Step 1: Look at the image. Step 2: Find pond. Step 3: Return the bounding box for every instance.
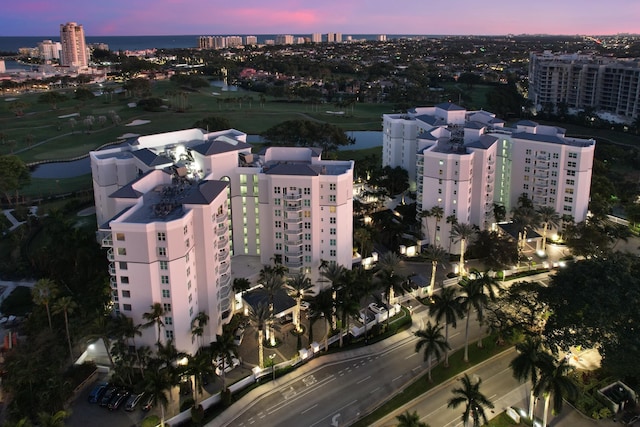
[30,131,383,179]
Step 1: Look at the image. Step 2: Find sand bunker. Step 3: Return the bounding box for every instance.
[125,120,150,127]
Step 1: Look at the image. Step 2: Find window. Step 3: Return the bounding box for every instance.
[304,244,311,251]
[524,176,529,181]
[563,205,573,212]
[119,262,128,270]
[329,217,336,224]
[275,232,282,239]
[526,149,532,155]
[329,195,336,202]
[274,186,281,194]
[185,238,190,248]
[161,275,169,284]
[330,228,336,235]
[160,261,168,270]
[523,184,529,190]
[567,170,576,176]
[303,199,311,207]
[524,167,530,173]
[117,247,127,256]
[275,243,282,251]
[304,222,311,229]
[566,179,575,185]
[304,233,311,240]
[122,304,132,311]
[567,161,576,168]
[330,239,336,246]
[329,249,336,257]
[275,209,281,217]
[189,307,193,317]
[158,247,167,256]
[274,198,281,205]
[304,187,310,195]
[438,188,442,194]
[439,169,443,175]
[564,197,573,203]
[552,162,558,168]
[551,171,558,177]
[187,280,191,290]
[553,153,559,159]
[116,233,125,241]
[329,206,336,213]
[275,221,282,228]
[569,152,577,158]
[186,266,191,276]
[565,188,574,194]
[165,316,173,325]
[157,232,166,241]
[183,225,188,235]
[162,289,170,298]
[304,211,311,218]
[166,330,174,339]
[525,158,531,164]
[304,255,311,263]
[120,276,129,284]
[122,290,130,298]
[188,294,192,303]
[163,303,171,312]
[329,183,336,190]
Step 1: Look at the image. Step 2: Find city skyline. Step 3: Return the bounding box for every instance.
[2,0,639,37]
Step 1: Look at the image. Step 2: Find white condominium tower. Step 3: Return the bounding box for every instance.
[59,22,88,68]
[382,103,595,252]
[91,128,353,353]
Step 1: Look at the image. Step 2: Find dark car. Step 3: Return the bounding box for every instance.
[141,393,154,411]
[88,382,108,404]
[108,389,130,410]
[124,392,145,411]
[99,386,118,407]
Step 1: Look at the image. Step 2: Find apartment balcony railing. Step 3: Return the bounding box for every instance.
[220,273,231,287]
[535,179,548,187]
[219,262,230,275]
[535,172,549,179]
[485,183,494,193]
[108,263,116,275]
[216,212,228,223]
[285,238,303,246]
[218,235,229,247]
[110,276,118,288]
[219,249,229,262]
[536,162,549,169]
[284,193,302,201]
[487,157,495,166]
[284,258,303,268]
[285,216,302,224]
[285,203,302,212]
[285,246,303,256]
[485,193,493,203]
[101,234,113,248]
[107,248,115,261]
[536,154,549,161]
[285,228,303,236]
[487,166,495,175]
[487,175,494,184]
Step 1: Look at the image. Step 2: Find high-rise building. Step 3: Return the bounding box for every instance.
[326,33,342,43]
[382,103,595,252]
[59,22,88,68]
[529,51,640,125]
[275,35,294,45]
[244,35,258,46]
[91,128,353,353]
[38,40,61,61]
[311,33,322,43]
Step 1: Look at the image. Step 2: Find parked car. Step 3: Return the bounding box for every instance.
[233,326,245,345]
[124,392,145,411]
[99,386,118,407]
[141,393,154,411]
[108,389,130,411]
[215,355,240,376]
[88,382,108,404]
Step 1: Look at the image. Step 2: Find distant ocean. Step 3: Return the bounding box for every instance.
[0,34,441,53]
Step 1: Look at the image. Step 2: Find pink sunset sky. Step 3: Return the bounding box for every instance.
[1,0,638,37]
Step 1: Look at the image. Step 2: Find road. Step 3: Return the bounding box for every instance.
[213,302,486,427]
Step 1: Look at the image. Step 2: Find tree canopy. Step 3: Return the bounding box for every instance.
[540,253,640,380]
[192,116,232,132]
[261,119,353,152]
[0,155,30,205]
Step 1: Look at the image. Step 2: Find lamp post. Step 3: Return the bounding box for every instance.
[269,354,276,381]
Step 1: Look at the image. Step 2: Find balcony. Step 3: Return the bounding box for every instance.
[220,273,231,287]
[486,175,494,184]
[216,211,228,223]
[535,171,549,179]
[285,202,302,212]
[108,263,116,275]
[284,257,303,268]
[285,237,303,246]
[485,193,493,203]
[219,262,230,274]
[535,179,548,187]
[110,276,118,288]
[285,246,303,256]
[218,235,229,247]
[284,193,302,201]
[536,154,549,161]
[536,162,549,170]
[219,249,229,261]
[285,216,302,224]
[487,157,495,166]
[107,248,115,261]
[101,234,113,248]
[216,225,228,236]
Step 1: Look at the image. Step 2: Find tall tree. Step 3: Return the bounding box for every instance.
[534,358,579,427]
[248,302,270,368]
[447,374,495,427]
[509,336,554,419]
[429,287,464,367]
[36,410,70,427]
[511,205,541,258]
[395,410,430,427]
[142,302,166,347]
[429,205,445,246]
[210,331,238,392]
[536,206,560,252]
[450,223,476,276]
[191,311,209,350]
[422,245,448,299]
[143,368,171,427]
[31,279,59,331]
[52,296,77,363]
[0,155,31,204]
[414,321,450,382]
[259,265,285,346]
[458,279,487,362]
[285,272,314,333]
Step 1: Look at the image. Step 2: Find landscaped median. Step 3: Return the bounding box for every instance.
[351,333,512,427]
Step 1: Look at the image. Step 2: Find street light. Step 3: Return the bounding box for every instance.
[269,354,276,381]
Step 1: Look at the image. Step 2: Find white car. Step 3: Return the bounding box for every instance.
[233,326,245,346]
[215,355,240,375]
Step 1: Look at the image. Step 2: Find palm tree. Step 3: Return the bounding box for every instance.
[537,206,560,252]
[233,277,251,296]
[462,270,501,351]
[89,313,116,367]
[32,278,58,330]
[36,410,70,427]
[414,321,450,382]
[396,410,430,427]
[450,223,476,277]
[53,296,77,362]
[191,311,209,350]
[376,252,405,321]
[430,205,445,245]
[320,261,346,329]
[210,331,238,392]
[510,336,554,419]
[285,272,314,333]
[511,206,541,258]
[248,302,270,368]
[458,279,487,362]
[447,374,495,427]
[144,368,172,427]
[142,302,166,347]
[429,287,464,367]
[116,313,144,375]
[187,350,215,403]
[446,214,458,253]
[534,357,579,427]
[312,288,335,351]
[422,245,448,298]
[259,266,285,345]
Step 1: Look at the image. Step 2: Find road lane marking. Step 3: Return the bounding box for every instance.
[266,375,336,414]
[450,332,460,337]
[370,387,380,394]
[392,375,403,382]
[356,375,371,384]
[309,400,358,427]
[405,352,417,359]
[301,403,318,414]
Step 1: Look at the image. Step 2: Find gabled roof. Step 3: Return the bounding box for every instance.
[192,138,252,156]
[109,185,143,199]
[465,122,486,130]
[415,114,446,126]
[181,180,228,205]
[465,134,498,149]
[436,102,465,111]
[132,148,173,167]
[263,163,319,176]
[515,119,539,127]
